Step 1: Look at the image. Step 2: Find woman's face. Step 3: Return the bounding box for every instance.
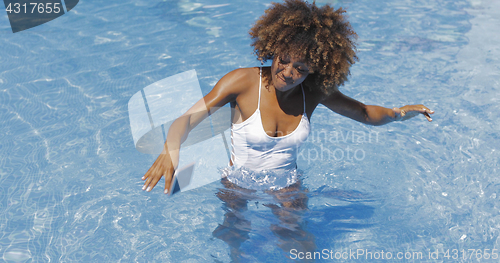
[271,55,312,92]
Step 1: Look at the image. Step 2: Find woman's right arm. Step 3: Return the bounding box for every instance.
[141,68,253,194]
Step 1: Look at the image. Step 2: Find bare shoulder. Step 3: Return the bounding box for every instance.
[202,67,260,108]
[214,67,260,96]
[319,88,355,107]
[302,77,330,105]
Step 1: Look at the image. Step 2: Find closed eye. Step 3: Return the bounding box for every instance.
[296,67,307,73]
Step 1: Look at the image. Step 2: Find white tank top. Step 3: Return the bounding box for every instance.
[230,67,310,171]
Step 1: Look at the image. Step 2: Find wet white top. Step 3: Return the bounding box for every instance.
[230,67,310,171]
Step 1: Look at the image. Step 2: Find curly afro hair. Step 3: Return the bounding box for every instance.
[249,0,358,95]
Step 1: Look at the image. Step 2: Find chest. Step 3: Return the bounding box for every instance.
[234,87,317,137]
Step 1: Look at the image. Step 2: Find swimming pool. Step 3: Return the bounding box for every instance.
[1,0,499,261]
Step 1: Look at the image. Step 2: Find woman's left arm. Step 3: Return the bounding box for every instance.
[320,90,434,126]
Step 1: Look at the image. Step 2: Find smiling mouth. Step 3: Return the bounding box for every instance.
[277,74,291,85]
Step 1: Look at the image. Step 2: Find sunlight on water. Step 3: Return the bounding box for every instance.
[221,167,302,191]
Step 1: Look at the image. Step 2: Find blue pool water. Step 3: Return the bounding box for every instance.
[1,0,500,262]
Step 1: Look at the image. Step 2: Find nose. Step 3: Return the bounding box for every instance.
[282,64,294,78]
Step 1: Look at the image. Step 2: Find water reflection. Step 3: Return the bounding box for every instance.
[213,178,375,262]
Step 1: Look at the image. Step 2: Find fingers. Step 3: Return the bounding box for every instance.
[423,111,432,122]
[142,173,156,192]
[415,105,434,122]
[141,165,157,191]
[397,105,434,122]
[164,172,173,195]
[142,171,174,193]
[141,152,175,193]
[142,166,163,192]
[142,166,168,192]
[146,174,163,192]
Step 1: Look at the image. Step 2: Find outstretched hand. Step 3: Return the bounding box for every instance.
[392,105,434,122]
[142,151,175,194]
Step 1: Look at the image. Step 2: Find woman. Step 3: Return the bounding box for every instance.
[141,0,434,194]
